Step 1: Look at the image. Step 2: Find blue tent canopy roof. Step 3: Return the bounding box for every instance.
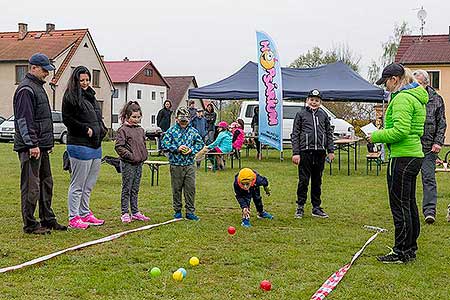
[189,61,385,102]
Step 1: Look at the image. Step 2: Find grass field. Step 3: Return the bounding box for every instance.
[0,142,449,299]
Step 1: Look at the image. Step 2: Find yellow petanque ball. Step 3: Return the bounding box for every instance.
[172,270,183,282]
[189,256,199,266]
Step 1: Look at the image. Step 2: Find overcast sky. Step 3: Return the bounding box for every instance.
[1,0,449,86]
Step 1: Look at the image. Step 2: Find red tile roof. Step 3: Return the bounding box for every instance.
[164,76,198,109]
[0,28,88,84]
[395,34,450,64]
[104,61,149,83]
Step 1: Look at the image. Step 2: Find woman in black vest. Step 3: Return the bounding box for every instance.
[62,66,107,229]
[156,99,172,132]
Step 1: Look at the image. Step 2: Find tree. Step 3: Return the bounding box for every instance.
[290,44,361,72]
[367,21,412,83]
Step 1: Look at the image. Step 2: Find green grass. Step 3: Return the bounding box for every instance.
[0,142,449,299]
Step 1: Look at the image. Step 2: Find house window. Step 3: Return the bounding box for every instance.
[152,91,156,101]
[144,68,153,77]
[137,90,142,99]
[112,114,118,123]
[92,69,100,87]
[151,115,156,125]
[112,89,119,98]
[15,65,28,84]
[428,71,440,90]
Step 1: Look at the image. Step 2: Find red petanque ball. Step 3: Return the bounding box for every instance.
[260,280,272,291]
[227,226,236,235]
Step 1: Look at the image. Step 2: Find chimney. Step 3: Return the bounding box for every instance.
[46,23,55,33]
[448,26,450,42]
[123,57,129,62]
[18,23,28,40]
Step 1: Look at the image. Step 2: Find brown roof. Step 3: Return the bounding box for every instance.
[164,76,198,109]
[0,28,113,87]
[395,34,450,64]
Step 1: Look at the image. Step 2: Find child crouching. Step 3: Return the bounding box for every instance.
[115,101,150,223]
[234,168,273,227]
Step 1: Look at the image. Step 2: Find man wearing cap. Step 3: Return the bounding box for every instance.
[13,53,67,234]
[161,107,204,221]
[291,89,334,219]
[413,70,446,224]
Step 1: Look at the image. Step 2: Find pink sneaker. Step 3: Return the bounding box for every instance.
[132,212,150,221]
[68,216,89,230]
[81,212,104,226]
[121,213,131,223]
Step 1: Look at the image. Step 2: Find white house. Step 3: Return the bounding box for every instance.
[104,59,170,131]
[0,23,114,126]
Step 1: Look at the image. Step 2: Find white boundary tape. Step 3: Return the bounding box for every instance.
[0,218,181,274]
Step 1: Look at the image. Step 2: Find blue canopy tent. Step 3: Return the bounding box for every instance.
[189,61,385,102]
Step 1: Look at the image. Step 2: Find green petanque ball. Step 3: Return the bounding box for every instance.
[150,267,161,278]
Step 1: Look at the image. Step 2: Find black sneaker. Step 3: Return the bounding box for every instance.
[424,214,436,224]
[312,207,329,218]
[42,221,68,231]
[376,249,406,264]
[294,206,304,219]
[26,226,51,235]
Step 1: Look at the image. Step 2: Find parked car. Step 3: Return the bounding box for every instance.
[238,101,354,142]
[0,111,67,144]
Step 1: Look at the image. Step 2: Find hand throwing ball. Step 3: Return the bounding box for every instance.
[150,267,161,278]
[228,226,236,235]
[189,256,199,266]
[173,270,183,281]
[260,280,272,291]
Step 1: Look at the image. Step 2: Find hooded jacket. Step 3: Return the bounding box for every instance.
[371,83,428,158]
[207,130,232,153]
[115,123,148,164]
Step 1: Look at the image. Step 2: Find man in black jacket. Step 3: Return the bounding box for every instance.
[291,89,335,219]
[13,53,67,234]
[414,70,447,224]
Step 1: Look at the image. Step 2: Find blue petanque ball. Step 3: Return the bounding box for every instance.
[178,267,187,278]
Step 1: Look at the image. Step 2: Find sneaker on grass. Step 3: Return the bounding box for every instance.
[121,213,131,223]
[186,213,200,221]
[81,212,104,226]
[241,218,251,228]
[257,211,273,219]
[377,249,407,264]
[295,206,304,219]
[174,211,182,219]
[312,207,329,218]
[69,216,89,230]
[132,212,150,221]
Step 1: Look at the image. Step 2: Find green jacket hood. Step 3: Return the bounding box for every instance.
[398,84,428,105]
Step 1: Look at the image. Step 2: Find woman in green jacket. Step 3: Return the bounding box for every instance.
[370,63,428,263]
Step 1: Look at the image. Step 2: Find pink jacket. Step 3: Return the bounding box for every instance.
[232,128,245,150]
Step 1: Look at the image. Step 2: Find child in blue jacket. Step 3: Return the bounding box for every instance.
[233,168,273,227]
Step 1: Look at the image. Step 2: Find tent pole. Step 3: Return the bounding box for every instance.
[219,100,222,120]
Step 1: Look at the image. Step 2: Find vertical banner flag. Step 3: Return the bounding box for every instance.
[256,31,283,151]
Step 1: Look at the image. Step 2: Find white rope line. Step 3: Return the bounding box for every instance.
[0,218,182,274]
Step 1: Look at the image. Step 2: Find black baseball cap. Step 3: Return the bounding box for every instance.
[29,53,55,71]
[307,89,322,99]
[376,63,404,85]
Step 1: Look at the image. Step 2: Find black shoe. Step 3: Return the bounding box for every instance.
[312,207,329,218]
[26,226,51,235]
[424,214,435,224]
[44,222,68,231]
[376,251,406,264]
[294,206,304,219]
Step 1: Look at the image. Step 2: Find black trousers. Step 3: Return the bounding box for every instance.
[236,187,264,214]
[387,157,423,258]
[296,150,326,208]
[19,151,56,232]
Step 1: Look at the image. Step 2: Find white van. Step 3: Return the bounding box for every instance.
[238,101,354,142]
